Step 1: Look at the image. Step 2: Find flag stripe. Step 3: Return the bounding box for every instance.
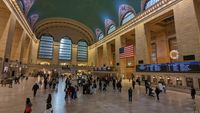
[119,45,135,59]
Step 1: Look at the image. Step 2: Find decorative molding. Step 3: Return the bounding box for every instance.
[91,0,182,49]
[3,0,37,42]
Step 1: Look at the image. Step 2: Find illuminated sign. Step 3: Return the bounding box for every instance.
[136,62,200,73]
[93,67,113,71]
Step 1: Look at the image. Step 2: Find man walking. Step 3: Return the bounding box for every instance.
[155,86,161,101]
[128,87,133,102]
[132,80,135,89]
[191,86,196,100]
[32,83,39,97]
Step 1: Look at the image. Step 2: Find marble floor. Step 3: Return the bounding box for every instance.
[0,77,199,113]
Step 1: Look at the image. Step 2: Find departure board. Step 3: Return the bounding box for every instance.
[136,62,200,73]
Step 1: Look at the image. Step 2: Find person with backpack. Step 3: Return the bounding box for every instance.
[24,98,32,113]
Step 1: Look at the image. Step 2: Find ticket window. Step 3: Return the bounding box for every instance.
[153,76,157,84]
[167,77,173,86]
[159,76,165,84]
[142,75,145,81]
[147,75,151,82]
[176,77,182,87]
[186,77,193,88]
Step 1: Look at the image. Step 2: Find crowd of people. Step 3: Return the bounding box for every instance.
[23,73,197,113]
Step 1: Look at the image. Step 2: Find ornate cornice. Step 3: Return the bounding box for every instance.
[91,0,182,49]
[3,0,37,42]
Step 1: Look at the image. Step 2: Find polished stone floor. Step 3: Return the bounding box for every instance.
[0,77,199,113]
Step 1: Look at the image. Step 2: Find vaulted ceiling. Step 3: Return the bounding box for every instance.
[29,0,141,29]
[19,0,151,44]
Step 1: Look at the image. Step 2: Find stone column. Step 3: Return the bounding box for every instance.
[88,46,96,66]
[26,40,32,64]
[29,40,39,64]
[11,30,26,61]
[106,43,112,66]
[27,38,33,64]
[103,43,108,66]
[94,47,98,66]
[0,14,16,60]
[174,0,200,61]
[71,44,77,65]
[135,23,150,64]
[22,38,31,64]
[53,42,59,65]
[115,36,121,78]
[115,36,121,66]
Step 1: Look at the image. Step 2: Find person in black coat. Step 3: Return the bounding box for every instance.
[32,83,39,97]
[191,86,196,100]
[155,86,161,101]
[47,94,52,105]
[132,80,135,89]
[128,87,133,102]
[44,78,48,89]
[112,79,116,90]
[144,80,149,94]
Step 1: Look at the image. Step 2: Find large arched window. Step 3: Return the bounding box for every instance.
[29,13,39,26]
[107,24,116,34]
[121,12,135,25]
[95,28,104,40]
[77,40,88,61]
[145,0,160,10]
[105,19,116,35]
[17,0,25,12]
[38,35,54,59]
[22,0,35,14]
[98,32,104,40]
[119,4,136,25]
[59,37,72,60]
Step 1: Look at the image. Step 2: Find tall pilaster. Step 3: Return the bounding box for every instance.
[174,0,200,61]
[11,30,25,61]
[135,24,150,64]
[19,31,27,62]
[103,43,108,66]
[52,42,59,65]
[115,36,121,66]
[29,40,39,64]
[0,14,16,60]
[72,44,77,65]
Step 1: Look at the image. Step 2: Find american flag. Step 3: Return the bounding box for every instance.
[119,45,134,59]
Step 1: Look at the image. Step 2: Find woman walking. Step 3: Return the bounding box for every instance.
[45,94,53,113]
[24,98,32,113]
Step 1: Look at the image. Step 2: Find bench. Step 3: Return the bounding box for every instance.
[0,79,13,88]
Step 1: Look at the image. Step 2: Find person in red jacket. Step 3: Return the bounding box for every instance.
[24,98,32,113]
